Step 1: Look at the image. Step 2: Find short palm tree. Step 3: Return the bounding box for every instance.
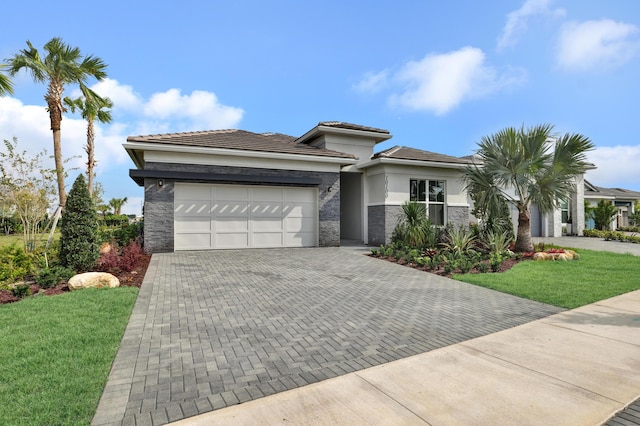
[64,86,113,198]
[462,124,594,252]
[6,37,107,208]
[109,197,128,216]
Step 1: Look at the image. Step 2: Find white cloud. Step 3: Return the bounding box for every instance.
[378,47,526,115]
[586,145,640,190]
[143,88,244,130]
[353,70,389,93]
[91,78,142,112]
[497,0,566,51]
[556,19,640,72]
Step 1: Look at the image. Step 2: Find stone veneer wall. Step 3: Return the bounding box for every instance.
[368,205,403,246]
[142,162,340,252]
[446,206,470,229]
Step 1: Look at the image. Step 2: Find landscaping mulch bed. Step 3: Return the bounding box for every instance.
[372,254,525,278]
[0,254,151,305]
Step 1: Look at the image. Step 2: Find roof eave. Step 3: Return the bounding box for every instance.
[123,141,357,169]
[296,125,392,145]
[357,157,471,170]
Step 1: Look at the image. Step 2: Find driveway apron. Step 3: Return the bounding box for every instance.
[93,247,562,426]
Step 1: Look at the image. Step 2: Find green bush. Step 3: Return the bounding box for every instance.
[59,175,99,273]
[99,214,129,227]
[35,266,75,289]
[10,283,31,298]
[0,245,35,288]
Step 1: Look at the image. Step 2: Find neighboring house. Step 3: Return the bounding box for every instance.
[584,180,640,230]
[124,121,591,252]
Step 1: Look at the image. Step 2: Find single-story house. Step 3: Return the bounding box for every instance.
[584,180,640,230]
[124,121,594,252]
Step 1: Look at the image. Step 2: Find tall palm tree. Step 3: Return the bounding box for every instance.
[109,197,128,216]
[6,37,107,208]
[462,124,594,252]
[64,86,113,198]
[0,65,13,95]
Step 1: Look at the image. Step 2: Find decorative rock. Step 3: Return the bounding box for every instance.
[68,272,120,291]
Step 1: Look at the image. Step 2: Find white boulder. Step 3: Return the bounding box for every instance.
[68,272,120,291]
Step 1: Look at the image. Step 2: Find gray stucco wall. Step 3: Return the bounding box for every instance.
[141,162,340,252]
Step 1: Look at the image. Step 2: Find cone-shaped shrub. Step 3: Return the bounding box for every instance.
[59,174,99,272]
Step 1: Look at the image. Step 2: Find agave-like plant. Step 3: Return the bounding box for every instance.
[441,225,477,258]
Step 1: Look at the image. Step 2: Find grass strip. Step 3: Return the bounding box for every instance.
[454,248,640,309]
[0,287,138,425]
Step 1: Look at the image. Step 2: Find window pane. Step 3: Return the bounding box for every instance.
[418,180,427,201]
[429,180,445,202]
[429,204,444,226]
[410,179,418,201]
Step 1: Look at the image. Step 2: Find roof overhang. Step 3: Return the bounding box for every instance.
[124,141,358,170]
[297,124,392,145]
[356,157,471,170]
[129,169,323,187]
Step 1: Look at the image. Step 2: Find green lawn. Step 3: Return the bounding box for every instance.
[0,232,60,249]
[0,287,138,425]
[455,249,640,309]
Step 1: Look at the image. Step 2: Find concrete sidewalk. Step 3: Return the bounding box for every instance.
[173,290,640,425]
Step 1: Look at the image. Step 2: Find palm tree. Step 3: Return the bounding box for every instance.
[0,65,13,95]
[109,197,128,216]
[462,124,594,252]
[6,37,107,208]
[64,86,113,198]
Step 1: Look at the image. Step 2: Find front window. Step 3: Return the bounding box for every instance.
[410,179,445,225]
[561,199,570,223]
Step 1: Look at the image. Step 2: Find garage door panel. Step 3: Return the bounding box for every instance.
[215,233,249,248]
[216,218,248,232]
[286,231,315,246]
[252,232,284,247]
[175,216,211,232]
[253,217,283,231]
[175,200,211,216]
[286,203,315,217]
[175,184,317,250]
[175,233,212,250]
[252,187,283,201]
[286,188,316,202]
[286,217,315,232]
[216,186,249,200]
[217,202,249,217]
[251,203,284,217]
[175,185,211,199]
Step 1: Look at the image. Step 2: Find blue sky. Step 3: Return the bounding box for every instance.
[2,0,639,214]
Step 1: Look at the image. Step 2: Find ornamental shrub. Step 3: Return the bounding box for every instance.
[0,244,34,288]
[59,175,99,272]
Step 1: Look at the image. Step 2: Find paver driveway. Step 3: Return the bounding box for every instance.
[93,247,563,426]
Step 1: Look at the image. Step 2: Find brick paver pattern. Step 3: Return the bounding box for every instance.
[93,247,563,426]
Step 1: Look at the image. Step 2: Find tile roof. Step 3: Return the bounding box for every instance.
[126,129,356,159]
[317,121,391,135]
[584,180,640,199]
[372,145,474,165]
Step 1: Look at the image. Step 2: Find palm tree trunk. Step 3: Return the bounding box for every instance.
[514,207,534,252]
[46,81,67,208]
[86,119,95,198]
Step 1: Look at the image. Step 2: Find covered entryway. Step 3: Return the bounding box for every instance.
[174,183,317,250]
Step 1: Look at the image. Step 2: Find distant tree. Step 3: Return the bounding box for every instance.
[0,64,13,95]
[59,174,99,272]
[0,138,56,251]
[593,200,618,231]
[109,197,128,216]
[462,124,594,252]
[96,203,111,219]
[64,87,113,197]
[6,37,107,208]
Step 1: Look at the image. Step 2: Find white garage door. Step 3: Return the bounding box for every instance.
[174,183,317,250]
